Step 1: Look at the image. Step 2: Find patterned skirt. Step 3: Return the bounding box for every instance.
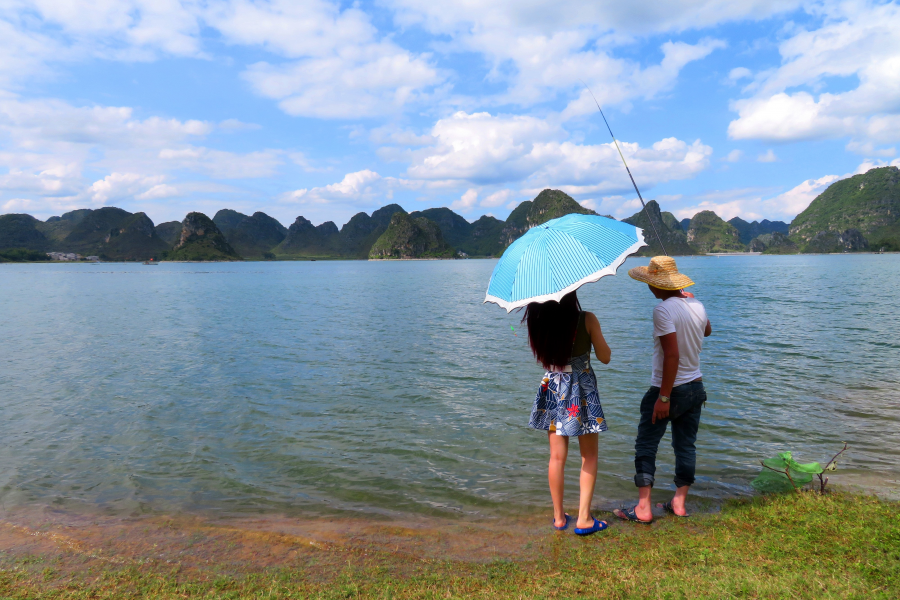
[529,353,608,437]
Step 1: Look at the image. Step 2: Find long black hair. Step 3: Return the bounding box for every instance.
[521,291,582,370]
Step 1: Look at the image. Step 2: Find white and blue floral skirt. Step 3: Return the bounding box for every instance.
[529,353,608,437]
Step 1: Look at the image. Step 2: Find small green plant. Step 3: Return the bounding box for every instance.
[752,443,848,494]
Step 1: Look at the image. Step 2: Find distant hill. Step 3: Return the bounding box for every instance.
[339,204,406,258]
[790,166,900,251]
[500,190,595,248]
[729,217,790,245]
[274,204,405,259]
[623,201,695,256]
[369,213,454,259]
[749,232,799,254]
[0,214,48,251]
[274,216,342,257]
[1,207,168,260]
[167,212,241,261]
[686,211,745,253]
[213,209,287,258]
[463,215,505,256]
[155,221,183,247]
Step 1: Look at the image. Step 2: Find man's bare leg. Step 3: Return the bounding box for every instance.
[668,485,689,516]
[634,485,653,522]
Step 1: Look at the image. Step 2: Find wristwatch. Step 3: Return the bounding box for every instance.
[658,395,670,404]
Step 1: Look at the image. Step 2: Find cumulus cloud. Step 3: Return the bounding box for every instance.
[203,0,442,118]
[674,174,841,222]
[387,0,799,39]
[757,149,777,162]
[728,2,900,152]
[450,188,479,211]
[725,149,743,162]
[406,111,713,194]
[0,94,281,217]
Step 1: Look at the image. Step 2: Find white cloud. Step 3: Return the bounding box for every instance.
[387,0,799,39]
[88,172,167,204]
[202,0,441,118]
[757,149,777,162]
[406,111,713,195]
[728,2,900,151]
[481,189,514,207]
[726,149,743,162]
[281,169,385,205]
[728,67,752,82]
[2,197,32,212]
[158,147,281,179]
[674,174,841,222]
[242,47,440,118]
[450,188,478,211]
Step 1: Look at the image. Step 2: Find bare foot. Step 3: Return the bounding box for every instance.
[656,500,689,517]
[575,516,595,529]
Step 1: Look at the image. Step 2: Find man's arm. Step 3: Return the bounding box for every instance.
[704,320,712,337]
[653,332,679,424]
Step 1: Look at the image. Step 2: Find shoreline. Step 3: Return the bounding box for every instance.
[1,491,895,598]
[3,251,899,265]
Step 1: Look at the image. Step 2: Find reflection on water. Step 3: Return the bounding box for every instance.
[0,255,898,519]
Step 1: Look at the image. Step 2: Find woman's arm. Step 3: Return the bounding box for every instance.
[584,312,611,364]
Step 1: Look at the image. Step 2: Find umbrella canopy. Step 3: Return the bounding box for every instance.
[484,214,645,312]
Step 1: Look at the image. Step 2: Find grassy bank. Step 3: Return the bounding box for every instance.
[1,492,897,599]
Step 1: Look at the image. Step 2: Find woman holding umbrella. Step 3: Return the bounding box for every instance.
[485,212,646,536]
[524,291,612,535]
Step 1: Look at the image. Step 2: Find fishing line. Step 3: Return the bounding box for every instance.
[580,81,669,256]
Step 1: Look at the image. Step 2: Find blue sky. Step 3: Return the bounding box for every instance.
[1,0,899,228]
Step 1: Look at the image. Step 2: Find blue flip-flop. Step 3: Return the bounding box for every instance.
[574,518,608,536]
[613,507,653,524]
[552,514,572,531]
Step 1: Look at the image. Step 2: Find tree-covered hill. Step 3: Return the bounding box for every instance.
[789,166,900,251]
[728,217,790,244]
[623,200,695,256]
[368,212,454,259]
[0,214,48,251]
[686,211,745,253]
[213,209,287,258]
[167,212,241,261]
[1,208,168,260]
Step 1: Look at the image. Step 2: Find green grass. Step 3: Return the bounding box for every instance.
[1,492,897,599]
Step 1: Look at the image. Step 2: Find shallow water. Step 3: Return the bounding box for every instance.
[1,255,898,520]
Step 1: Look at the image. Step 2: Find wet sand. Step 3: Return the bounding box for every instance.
[0,505,552,583]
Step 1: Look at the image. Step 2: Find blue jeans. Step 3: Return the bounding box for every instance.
[633,380,706,488]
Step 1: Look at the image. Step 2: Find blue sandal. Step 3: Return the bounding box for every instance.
[613,507,653,524]
[552,514,572,531]
[574,518,608,536]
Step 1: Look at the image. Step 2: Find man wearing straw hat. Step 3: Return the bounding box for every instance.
[614,256,712,523]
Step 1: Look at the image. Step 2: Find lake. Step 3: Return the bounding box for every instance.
[1,255,898,521]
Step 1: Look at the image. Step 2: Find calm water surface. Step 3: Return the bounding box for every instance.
[1,256,899,519]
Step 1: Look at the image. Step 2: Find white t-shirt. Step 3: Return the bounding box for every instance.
[651,297,708,387]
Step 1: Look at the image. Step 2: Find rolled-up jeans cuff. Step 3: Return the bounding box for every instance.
[634,474,654,488]
[674,476,694,488]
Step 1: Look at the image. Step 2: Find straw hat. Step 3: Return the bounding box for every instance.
[628,256,694,290]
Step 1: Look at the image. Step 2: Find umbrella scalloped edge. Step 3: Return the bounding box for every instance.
[484,228,647,313]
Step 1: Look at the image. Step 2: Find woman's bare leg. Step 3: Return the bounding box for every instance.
[576,433,599,529]
[548,432,569,528]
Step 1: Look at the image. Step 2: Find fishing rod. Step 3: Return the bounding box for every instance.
[580,82,668,256]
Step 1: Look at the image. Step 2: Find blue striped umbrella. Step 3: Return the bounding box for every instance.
[484,214,645,312]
